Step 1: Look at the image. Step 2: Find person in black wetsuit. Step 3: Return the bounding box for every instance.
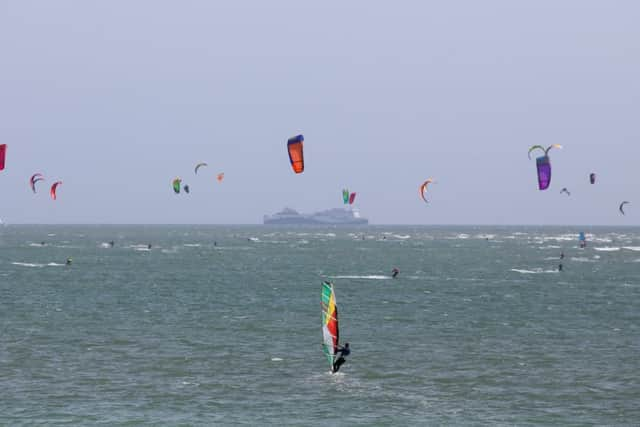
[391,268,400,279]
[332,343,350,373]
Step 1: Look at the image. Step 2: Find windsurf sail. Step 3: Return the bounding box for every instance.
[348,192,356,205]
[342,189,349,205]
[321,281,339,370]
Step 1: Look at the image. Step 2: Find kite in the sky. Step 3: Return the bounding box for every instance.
[195,162,208,174]
[560,188,571,196]
[50,181,62,200]
[287,135,304,174]
[619,201,630,215]
[0,144,6,171]
[528,144,562,190]
[419,178,435,203]
[30,173,45,193]
[172,178,182,194]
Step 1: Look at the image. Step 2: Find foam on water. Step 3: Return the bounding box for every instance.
[11,261,64,268]
[510,268,559,274]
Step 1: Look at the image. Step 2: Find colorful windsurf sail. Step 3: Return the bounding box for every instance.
[50,181,62,200]
[321,281,339,371]
[287,135,304,174]
[528,144,562,190]
[342,189,349,205]
[30,173,45,193]
[0,144,6,171]
[217,172,224,182]
[349,193,356,205]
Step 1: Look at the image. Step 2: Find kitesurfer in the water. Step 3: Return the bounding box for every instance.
[391,268,400,279]
[558,263,563,272]
[66,257,73,266]
[332,343,350,373]
[147,244,152,250]
[109,241,115,247]
[560,251,564,260]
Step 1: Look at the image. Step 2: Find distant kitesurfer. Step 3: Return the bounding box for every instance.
[41,241,45,246]
[109,241,115,247]
[391,268,400,279]
[560,251,564,260]
[66,257,73,266]
[332,343,350,373]
[147,244,152,250]
[214,241,217,246]
[558,263,563,272]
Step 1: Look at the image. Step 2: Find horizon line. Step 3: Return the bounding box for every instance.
[2,223,639,227]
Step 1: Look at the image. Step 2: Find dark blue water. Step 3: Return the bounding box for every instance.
[1,226,638,425]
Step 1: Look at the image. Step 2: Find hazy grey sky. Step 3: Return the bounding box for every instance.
[1,1,639,224]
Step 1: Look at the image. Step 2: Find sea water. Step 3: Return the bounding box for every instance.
[0,225,638,425]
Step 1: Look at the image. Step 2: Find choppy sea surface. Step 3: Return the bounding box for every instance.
[1,225,638,426]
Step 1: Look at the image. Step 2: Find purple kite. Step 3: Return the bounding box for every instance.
[528,144,562,191]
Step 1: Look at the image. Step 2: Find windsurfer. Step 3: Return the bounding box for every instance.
[332,343,350,373]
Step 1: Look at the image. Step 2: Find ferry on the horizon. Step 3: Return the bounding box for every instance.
[263,207,368,225]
